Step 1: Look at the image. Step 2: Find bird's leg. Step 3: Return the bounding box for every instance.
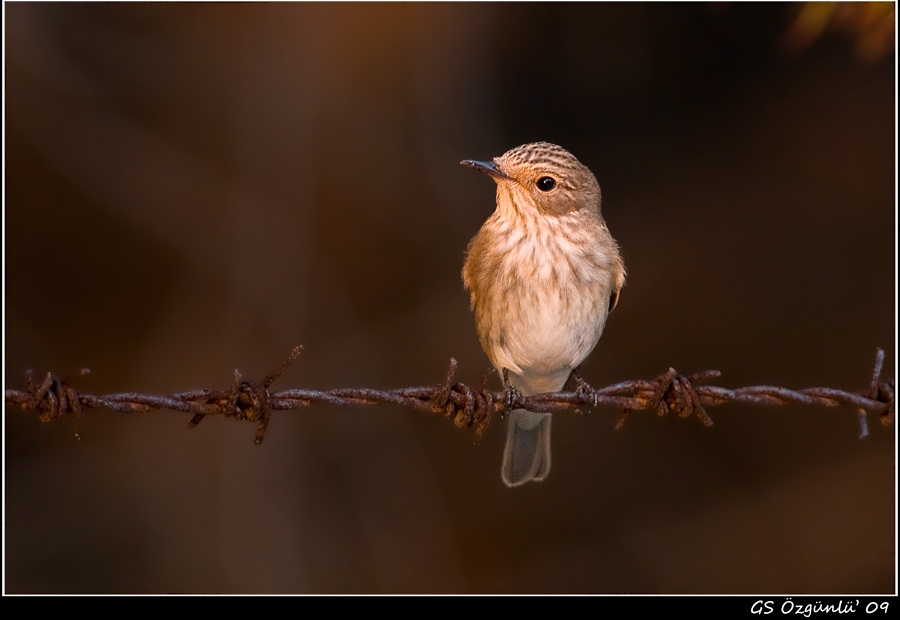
[501,368,523,419]
[570,367,597,407]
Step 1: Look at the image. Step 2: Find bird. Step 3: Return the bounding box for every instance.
[461,142,625,487]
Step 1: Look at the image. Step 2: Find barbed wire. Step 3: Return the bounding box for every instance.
[4,346,894,445]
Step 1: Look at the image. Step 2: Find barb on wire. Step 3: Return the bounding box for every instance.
[4,346,894,444]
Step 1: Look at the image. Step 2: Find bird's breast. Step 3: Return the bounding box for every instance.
[466,218,616,379]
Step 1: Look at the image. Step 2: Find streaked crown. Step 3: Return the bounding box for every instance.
[499,142,585,172]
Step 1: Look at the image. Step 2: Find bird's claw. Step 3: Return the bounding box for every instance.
[571,370,597,407]
[501,368,523,417]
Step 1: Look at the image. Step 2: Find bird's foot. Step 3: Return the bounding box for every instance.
[570,370,598,410]
[501,368,523,419]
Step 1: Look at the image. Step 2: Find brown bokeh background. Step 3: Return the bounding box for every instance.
[4,2,895,594]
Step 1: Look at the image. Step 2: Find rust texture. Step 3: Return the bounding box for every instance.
[5,347,893,444]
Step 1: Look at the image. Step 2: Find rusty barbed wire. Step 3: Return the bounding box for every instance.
[4,346,894,445]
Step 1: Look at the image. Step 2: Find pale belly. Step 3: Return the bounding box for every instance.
[481,279,609,393]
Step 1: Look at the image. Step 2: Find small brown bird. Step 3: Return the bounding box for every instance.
[461,142,625,487]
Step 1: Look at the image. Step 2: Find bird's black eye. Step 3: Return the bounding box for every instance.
[536,176,556,191]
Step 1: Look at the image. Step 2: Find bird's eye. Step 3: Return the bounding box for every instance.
[536,176,556,191]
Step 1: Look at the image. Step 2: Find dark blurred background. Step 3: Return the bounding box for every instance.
[4,2,895,594]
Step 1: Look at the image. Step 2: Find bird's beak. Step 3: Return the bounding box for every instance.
[460,159,512,181]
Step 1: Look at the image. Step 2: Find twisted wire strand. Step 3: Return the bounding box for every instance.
[5,346,894,445]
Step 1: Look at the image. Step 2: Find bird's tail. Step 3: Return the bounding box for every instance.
[501,409,552,487]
